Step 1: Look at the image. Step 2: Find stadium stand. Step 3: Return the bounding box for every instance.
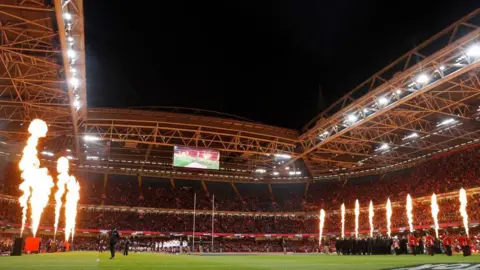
[1,145,480,253]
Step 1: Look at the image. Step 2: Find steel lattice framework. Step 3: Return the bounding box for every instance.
[0,0,86,158]
[292,8,480,179]
[0,4,479,183]
[76,108,301,183]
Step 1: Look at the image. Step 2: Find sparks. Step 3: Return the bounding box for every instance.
[431,193,440,238]
[354,200,360,238]
[406,194,414,232]
[54,157,69,239]
[63,157,80,242]
[341,203,345,239]
[386,198,392,238]
[319,209,325,248]
[18,119,53,237]
[459,188,469,236]
[369,200,374,237]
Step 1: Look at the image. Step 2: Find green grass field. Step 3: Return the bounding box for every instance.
[0,252,478,269]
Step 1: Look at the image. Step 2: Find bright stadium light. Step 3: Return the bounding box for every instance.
[396,89,402,94]
[73,99,80,109]
[70,67,77,74]
[439,65,446,71]
[347,114,358,123]
[377,143,389,151]
[437,118,456,127]
[64,13,72,20]
[70,77,79,88]
[67,36,74,43]
[295,171,301,175]
[378,97,389,106]
[67,49,76,59]
[274,153,291,159]
[403,132,419,140]
[41,151,54,157]
[86,156,99,160]
[285,166,290,170]
[416,73,430,84]
[255,169,266,174]
[84,135,100,142]
[273,171,279,176]
[466,44,480,57]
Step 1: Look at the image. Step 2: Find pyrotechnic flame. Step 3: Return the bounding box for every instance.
[431,193,440,238]
[54,157,69,238]
[64,172,80,242]
[319,209,325,247]
[369,200,374,237]
[18,119,53,237]
[341,203,345,239]
[354,199,360,238]
[406,194,414,232]
[386,198,392,237]
[459,188,469,236]
[55,156,81,242]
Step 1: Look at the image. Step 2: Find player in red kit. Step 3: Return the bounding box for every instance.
[442,233,452,256]
[458,232,471,256]
[425,233,434,256]
[408,233,418,256]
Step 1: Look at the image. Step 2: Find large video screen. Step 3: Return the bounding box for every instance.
[173,146,220,170]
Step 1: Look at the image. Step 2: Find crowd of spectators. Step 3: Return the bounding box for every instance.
[0,193,478,235]
[307,146,480,210]
[70,146,480,212]
[0,235,13,254]
[0,146,478,214]
[0,146,479,236]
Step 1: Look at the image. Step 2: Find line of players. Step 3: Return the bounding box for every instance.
[334,232,473,256]
[98,229,190,258]
[121,239,189,253]
[100,228,474,257]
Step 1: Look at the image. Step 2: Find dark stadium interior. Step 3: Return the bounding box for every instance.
[1,0,480,267]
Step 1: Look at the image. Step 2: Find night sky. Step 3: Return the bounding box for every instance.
[83,1,479,129]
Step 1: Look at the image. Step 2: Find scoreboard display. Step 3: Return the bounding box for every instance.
[173,146,220,170]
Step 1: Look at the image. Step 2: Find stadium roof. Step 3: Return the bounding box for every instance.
[0,3,480,183]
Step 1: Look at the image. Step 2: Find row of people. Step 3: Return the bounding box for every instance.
[0,193,478,235]
[0,231,477,256]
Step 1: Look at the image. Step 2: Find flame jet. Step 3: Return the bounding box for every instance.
[386,198,392,237]
[431,193,440,238]
[319,209,325,247]
[54,157,69,239]
[341,203,345,239]
[56,156,81,242]
[354,200,360,238]
[406,194,414,232]
[459,188,469,236]
[18,119,53,237]
[369,200,374,237]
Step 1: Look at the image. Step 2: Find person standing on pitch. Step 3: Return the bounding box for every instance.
[123,237,131,256]
[425,233,434,256]
[442,233,452,256]
[408,233,418,256]
[458,232,471,257]
[109,228,120,259]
